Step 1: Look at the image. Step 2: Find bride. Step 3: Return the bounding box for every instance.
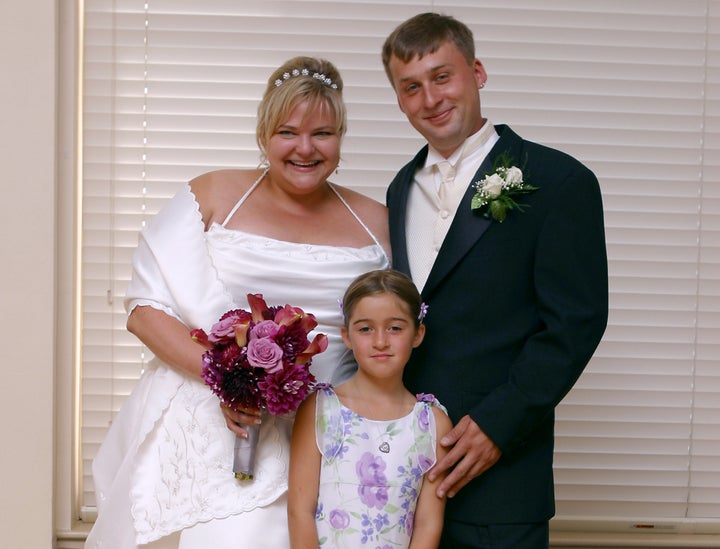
[85,56,390,549]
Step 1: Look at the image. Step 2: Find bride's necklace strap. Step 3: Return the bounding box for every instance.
[329,183,387,255]
[220,167,270,227]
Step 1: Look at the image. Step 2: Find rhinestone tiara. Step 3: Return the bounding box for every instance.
[274,68,338,89]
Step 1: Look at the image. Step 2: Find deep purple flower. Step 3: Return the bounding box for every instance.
[202,354,263,411]
[258,364,316,415]
[217,342,244,369]
[274,322,310,365]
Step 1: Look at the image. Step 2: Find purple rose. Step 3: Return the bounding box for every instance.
[328,509,350,530]
[356,452,388,509]
[250,320,279,339]
[208,309,251,342]
[246,338,283,373]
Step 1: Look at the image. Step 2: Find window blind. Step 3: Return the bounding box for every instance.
[80,0,720,534]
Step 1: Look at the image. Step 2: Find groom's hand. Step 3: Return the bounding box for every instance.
[428,414,502,498]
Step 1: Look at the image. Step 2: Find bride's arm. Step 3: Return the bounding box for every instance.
[127,304,206,378]
[127,305,261,436]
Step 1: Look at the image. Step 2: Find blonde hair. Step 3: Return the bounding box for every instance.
[256,56,346,163]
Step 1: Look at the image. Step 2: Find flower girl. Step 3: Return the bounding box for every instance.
[289,269,452,549]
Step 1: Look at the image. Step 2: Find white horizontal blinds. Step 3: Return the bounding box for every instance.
[690,0,720,520]
[79,0,720,530]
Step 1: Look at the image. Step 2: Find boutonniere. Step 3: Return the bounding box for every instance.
[471,152,538,222]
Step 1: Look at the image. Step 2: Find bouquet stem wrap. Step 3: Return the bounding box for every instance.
[233,423,260,480]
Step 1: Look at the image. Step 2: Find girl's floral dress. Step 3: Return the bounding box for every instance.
[314,385,446,549]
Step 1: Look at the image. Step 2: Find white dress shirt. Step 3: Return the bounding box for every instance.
[406,121,500,291]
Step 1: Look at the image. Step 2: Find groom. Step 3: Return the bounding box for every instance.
[382,13,608,549]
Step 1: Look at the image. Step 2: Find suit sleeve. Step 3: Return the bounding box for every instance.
[470,161,609,454]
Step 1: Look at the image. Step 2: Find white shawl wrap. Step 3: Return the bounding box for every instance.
[86,185,291,547]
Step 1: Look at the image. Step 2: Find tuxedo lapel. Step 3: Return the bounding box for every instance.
[388,147,428,277]
[422,125,522,299]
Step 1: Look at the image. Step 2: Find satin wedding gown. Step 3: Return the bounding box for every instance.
[85,173,390,549]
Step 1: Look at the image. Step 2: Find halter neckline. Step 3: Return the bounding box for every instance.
[219,168,386,253]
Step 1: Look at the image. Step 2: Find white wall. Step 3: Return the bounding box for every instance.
[0,1,57,547]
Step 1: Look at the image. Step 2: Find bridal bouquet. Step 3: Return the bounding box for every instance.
[191,293,327,480]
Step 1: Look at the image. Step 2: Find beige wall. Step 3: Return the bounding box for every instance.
[0,1,57,547]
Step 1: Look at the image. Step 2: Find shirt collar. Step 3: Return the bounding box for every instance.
[424,120,497,170]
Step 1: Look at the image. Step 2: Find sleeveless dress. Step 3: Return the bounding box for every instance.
[314,386,445,549]
[85,172,390,549]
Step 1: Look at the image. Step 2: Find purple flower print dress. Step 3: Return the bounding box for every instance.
[314,385,446,549]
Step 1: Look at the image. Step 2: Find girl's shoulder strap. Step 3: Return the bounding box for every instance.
[315,384,346,462]
[415,392,447,413]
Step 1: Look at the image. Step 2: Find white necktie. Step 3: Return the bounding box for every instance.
[437,160,455,201]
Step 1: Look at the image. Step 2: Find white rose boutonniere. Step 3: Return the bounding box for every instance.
[471,152,538,223]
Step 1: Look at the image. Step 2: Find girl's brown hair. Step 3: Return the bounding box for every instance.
[342,269,423,328]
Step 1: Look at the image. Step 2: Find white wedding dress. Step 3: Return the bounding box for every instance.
[85,174,389,549]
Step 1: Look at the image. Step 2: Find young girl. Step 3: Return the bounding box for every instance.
[288,269,453,549]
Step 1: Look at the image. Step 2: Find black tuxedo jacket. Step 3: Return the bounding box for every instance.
[387,124,608,524]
